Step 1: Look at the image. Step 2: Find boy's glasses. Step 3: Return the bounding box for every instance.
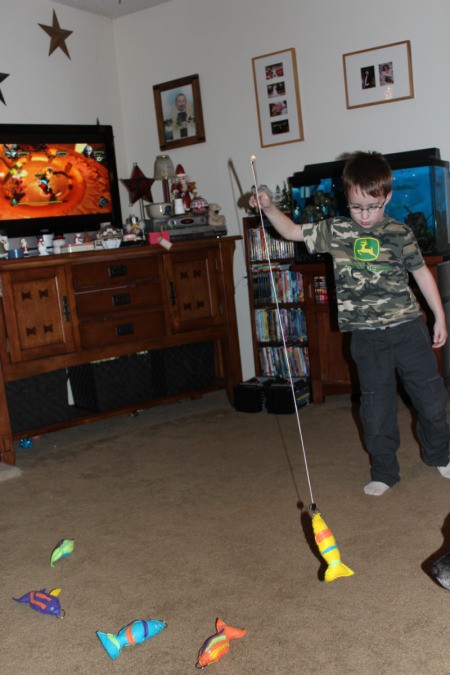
[348,201,385,214]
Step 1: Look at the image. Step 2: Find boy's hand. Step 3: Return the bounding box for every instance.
[433,317,448,348]
[249,190,272,210]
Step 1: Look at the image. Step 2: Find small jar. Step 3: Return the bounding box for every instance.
[53,236,66,254]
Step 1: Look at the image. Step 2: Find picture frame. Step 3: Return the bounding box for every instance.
[252,48,304,148]
[343,40,414,109]
[153,74,206,151]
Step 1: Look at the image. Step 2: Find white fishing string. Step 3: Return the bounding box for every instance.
[250,155,315,506]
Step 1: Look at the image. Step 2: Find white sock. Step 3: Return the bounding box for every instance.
[364,481,390,496]
[437,461,450,478]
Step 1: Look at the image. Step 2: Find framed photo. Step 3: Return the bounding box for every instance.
[153,74,206,151]
[343,40,414,109]
[252,48,304,148]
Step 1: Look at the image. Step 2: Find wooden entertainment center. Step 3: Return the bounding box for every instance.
[0,237,242,465]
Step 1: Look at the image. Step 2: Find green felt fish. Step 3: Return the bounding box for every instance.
[50,539,74,567]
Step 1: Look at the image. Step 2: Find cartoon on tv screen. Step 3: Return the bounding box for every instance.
[0,142,112,220]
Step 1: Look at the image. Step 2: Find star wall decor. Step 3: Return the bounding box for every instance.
[38,10,73,59]
[0,73,9,105]
[121,164,155,204]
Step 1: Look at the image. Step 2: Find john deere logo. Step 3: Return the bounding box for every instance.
[354,237,379,261]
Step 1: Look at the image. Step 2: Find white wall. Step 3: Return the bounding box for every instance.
[114,0,450,377]
[3,0,450,378]
[0,0,129,216]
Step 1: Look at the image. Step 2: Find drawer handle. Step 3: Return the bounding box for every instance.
[112,292,131,306]
[115,322,134,337]
[169,281,176,305]
[109,264,128,278]
[62,295,71,322]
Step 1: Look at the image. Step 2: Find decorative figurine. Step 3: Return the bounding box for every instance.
[13,588,64,618]
[97,619,167,660]
[20,238,28,255]
[0,232,9,256]
[196,618,247,668]
[38,237,49,255]
[208,203,226,228]
[191,195,208,215]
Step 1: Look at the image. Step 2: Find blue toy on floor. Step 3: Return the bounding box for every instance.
[97,619,167,659]
[13,588,64,618]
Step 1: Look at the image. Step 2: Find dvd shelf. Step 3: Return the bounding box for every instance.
[243,215,359,403]
[252,266,304,304]
[247,224,295,260]
[243,217,310,387]
[254,307,307,342]
[314,275,328,303]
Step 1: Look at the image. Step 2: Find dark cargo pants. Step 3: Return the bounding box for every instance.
[350,316,449,486]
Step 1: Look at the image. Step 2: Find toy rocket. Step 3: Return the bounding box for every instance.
[97,619,166,660]
[311,506,354,583]
[13,588,64,617]
[196,618,247,668]
[50,538,74,567]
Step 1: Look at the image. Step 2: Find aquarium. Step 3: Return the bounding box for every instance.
[289,148,450,256]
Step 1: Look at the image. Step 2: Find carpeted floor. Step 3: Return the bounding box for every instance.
[1,391,449,674]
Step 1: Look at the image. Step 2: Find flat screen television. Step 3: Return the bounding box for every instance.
[0,123,122,238]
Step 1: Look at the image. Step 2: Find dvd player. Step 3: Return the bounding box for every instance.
[143,217,227,241]
[168,224,227,241]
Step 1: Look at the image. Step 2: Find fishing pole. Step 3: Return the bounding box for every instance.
[250,155,354,582]
[250,155,315,508]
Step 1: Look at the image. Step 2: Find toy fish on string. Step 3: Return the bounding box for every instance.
[97,619,166,660]
[13,588,64,617]
[196,618,247,669]
[310,504,354,583]
[50,538,74,567]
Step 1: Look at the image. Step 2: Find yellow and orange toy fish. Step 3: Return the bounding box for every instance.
[196,618,247,669]
[311,505,354,583]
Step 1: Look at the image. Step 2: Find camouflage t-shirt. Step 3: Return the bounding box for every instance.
[302,216,424,331]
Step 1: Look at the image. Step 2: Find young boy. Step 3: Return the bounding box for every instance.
[250,151,450,496]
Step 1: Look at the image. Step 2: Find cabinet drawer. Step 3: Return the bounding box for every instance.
[78,310,166,349]
[75,281,162,319]
[72,257,159,290]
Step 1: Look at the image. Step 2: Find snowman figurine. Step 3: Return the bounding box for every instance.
[38,237,49,256]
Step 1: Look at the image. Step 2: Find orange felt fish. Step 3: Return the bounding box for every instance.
[196,618,247,669]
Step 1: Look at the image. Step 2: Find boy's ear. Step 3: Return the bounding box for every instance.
[384,190,393,205]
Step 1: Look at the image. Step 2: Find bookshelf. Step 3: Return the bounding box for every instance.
[243,215,358,403]
[243,215,310,390]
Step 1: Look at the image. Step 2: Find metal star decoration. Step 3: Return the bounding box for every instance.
[39,10,73,59]
[121,164,155,204]
[0,73,9,105]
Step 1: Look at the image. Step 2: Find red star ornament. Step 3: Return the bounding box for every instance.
[39,10,73,59]
[121,164,155,205]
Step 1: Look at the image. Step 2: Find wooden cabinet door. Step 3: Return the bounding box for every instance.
[1,266,75,362]
[163,247,225,333]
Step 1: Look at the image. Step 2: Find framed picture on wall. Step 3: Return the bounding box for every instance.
[252,48,304,148]
[153,74,206,151]
[343,40,414,109]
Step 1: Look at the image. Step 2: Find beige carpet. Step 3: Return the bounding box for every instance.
[1,391,449,674]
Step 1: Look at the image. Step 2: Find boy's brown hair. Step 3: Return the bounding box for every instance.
[342,151,392,198]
